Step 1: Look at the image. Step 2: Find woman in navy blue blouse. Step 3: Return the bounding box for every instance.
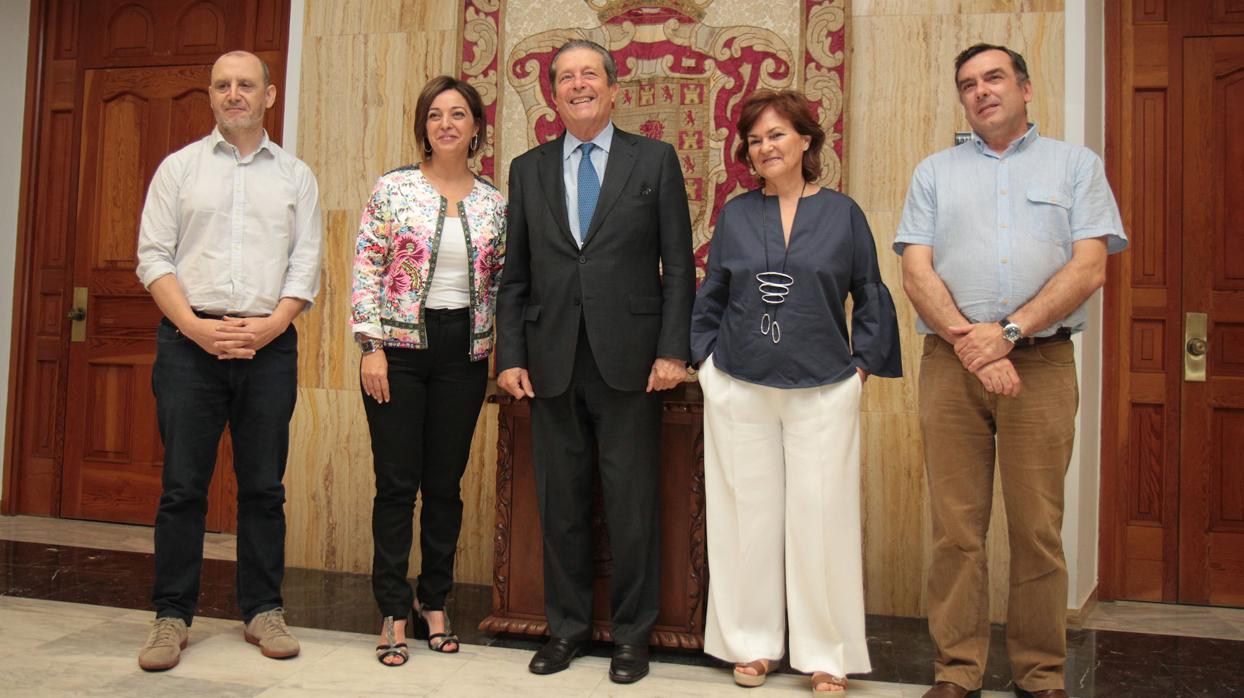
[692,90,902,693]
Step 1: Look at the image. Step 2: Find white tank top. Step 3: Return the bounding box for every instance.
[425,215,471,309]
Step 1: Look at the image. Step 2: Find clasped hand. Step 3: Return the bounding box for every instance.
[948,322,1021,397]
[185,315,286,360]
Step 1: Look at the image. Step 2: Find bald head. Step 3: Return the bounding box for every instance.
[214,50,271,88]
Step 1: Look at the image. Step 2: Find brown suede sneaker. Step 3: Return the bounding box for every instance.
[243,608,300,659]
[137,617,189,671]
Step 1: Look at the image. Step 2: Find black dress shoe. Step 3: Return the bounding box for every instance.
[608,643,650,684]
[529,637,583,675]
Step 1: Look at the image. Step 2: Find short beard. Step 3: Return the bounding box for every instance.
[216,109,265,136]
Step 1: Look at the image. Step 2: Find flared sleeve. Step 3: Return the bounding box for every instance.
[849,204,903,378]
[690,214,731,366]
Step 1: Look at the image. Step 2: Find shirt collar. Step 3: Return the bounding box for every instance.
[210,126,274,161]
[970,122,1039,158]
[563,121,615,161]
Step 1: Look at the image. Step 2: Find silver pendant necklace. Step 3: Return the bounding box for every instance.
[756,182,807,344]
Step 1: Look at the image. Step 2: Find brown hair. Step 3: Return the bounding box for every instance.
[733,89,824,184]
[413,76,487,161]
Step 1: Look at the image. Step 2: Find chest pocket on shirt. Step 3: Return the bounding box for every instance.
[1024,187,1072,245]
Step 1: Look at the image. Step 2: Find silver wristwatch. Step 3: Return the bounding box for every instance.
[998,318,1023,344]
[356,335,383,354]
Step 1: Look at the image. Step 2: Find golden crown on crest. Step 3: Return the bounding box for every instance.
[584,0,713,22]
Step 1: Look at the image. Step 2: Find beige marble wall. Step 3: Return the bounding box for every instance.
[850,1,1064,619]
[285,0,501,587]
[287,1,1065,623]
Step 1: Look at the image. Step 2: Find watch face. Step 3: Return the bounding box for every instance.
[1003,325,1022,343]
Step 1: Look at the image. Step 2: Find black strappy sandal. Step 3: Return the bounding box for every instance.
[375,616,409,666]
[412,602,460,654]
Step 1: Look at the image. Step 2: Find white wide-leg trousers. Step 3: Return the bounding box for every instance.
[700,355,871,677]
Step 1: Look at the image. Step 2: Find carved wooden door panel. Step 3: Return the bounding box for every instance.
[7,0,287,528]
[1178,36,1244,606]
[1103,0,1244,608]
[59,65,237,531]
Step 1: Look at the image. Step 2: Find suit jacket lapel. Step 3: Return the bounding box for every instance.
[537,136,576,246]
[583,129,636,246]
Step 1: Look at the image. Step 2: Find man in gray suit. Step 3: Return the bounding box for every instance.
[495,39,694,685]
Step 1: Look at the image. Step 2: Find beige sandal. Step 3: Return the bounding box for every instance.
[732,658,780,687]
[811,671,847,694]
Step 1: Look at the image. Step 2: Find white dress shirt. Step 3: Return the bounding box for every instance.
[136,127,324,316]
[562,121,614,247]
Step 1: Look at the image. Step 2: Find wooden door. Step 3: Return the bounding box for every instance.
[6,0,287,528]
[59,65,236,531]
[1178,36,1244,606]
[1102,0,1244,607]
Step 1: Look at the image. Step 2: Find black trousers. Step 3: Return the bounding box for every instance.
[363,308,487,618]
[529,320,663,645]
[151,318,298,625]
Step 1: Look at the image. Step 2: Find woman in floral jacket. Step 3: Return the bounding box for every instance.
[350,76,506,666]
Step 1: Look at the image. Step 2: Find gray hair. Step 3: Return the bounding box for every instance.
[548,39,618,87]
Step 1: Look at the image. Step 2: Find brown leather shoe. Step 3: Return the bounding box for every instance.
[1015,690,1067,698]
[923,682,970,698]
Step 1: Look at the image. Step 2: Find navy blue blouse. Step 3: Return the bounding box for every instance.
[691,188,902,388]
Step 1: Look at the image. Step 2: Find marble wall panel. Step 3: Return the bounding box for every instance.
[289,0,499,588]
[847,10,1064,213]
[304,0,462,37]
[297,208,361,392]
[845,6,1062,622]
[860,411,929,616]
[853,0,1064,16]
[304,0,404,36]
[299,33,414,211]
[290,0,1065,622]
[285,387,376,574]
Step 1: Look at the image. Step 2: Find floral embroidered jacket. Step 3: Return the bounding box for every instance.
[351,164,507,360]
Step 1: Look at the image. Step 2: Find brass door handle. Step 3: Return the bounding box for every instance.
[69,286,88,342]
[1184,312,1207,382]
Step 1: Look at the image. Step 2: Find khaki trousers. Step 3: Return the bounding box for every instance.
[700,356,871,677]
[919,335,1078,693]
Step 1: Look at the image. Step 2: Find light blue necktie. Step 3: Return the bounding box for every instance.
[576,142,600,244]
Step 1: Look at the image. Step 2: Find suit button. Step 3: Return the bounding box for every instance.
[573,297,581,306]
[578,256,586,264]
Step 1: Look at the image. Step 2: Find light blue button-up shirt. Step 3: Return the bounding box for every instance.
[563,121,614,246]
[894,124,1127,336]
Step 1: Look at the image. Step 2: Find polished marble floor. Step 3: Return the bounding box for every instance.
[0,596,1012,698]
[1,515,1242,697]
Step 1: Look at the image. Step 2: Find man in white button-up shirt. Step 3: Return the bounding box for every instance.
[134,50,323,672]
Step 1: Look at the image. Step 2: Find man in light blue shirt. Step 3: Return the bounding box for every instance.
[895,44,1126,698]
